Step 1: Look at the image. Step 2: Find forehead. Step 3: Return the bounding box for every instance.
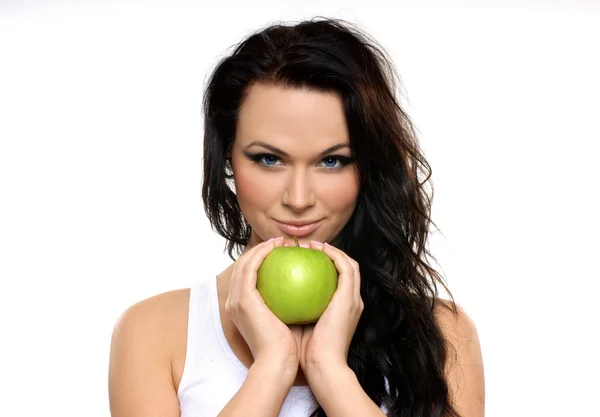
[235,83,349,149]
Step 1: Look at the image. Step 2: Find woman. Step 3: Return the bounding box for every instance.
[109,18,485,417]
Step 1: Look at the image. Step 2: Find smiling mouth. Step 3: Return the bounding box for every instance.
[275,220,323,237]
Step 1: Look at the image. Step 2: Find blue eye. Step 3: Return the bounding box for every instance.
[264,155,280,166]
[247,153,353,170]
[323,157,341,168]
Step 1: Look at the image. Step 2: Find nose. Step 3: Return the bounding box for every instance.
[281,167,315,212]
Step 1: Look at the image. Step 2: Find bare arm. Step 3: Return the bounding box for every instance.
[308,365,386,417]
[218,236,302,416]
[217,358,297,417]
[108,292,297,417]
[307,303,485,417]
[110,237,299,417]
[108,295,181,417]
[438,303,486,417]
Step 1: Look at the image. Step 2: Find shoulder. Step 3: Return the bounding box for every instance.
[111,288,191,362]
[434,299,479,345]
[112,288,190,345]
[109,288,191,416]
[434,299,485,416]
[433,298,482,370]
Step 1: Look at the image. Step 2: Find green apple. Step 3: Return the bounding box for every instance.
[257,237,338,325]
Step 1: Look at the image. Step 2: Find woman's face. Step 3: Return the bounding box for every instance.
[229,82,360,253]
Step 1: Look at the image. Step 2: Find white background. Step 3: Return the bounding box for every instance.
[1,1,599,416]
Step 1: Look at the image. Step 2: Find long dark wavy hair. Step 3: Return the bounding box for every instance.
[201,18,460,417]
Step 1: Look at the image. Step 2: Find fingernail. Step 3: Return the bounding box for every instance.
[266,237,274,243]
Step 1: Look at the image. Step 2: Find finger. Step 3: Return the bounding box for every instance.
[227,261,242,308]
[227,279,236,308]
[322,243,355,299]
[309,240,325,251]
[302,324,314,339]
[241,237,284,293]
[339,252,361,304]
[289,325,303,344]
[321,244,361,303]
[230,238,279,304]
[350,259,361,304]
[300,324,314,355]
[319,243,362,303]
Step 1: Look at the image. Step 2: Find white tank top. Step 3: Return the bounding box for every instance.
[177,276,319,416]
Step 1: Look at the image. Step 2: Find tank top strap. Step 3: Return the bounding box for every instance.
[177,277,218,400]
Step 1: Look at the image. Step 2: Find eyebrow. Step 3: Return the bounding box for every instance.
[244,141,350,157]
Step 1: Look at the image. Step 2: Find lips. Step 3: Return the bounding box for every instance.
[275,220,323,237]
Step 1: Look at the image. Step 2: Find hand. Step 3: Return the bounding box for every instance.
[299,241,364,379]
[225,237,301,379]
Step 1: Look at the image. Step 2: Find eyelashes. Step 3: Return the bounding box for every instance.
[246,153,354,170]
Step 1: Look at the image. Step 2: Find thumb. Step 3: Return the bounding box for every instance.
[290,325,303,350]
[301,324,315,349]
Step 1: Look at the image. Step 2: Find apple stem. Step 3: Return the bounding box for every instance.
[293,236,299,247]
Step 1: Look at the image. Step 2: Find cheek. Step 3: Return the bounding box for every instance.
[321,172,360,211]
[234,170,276,213]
